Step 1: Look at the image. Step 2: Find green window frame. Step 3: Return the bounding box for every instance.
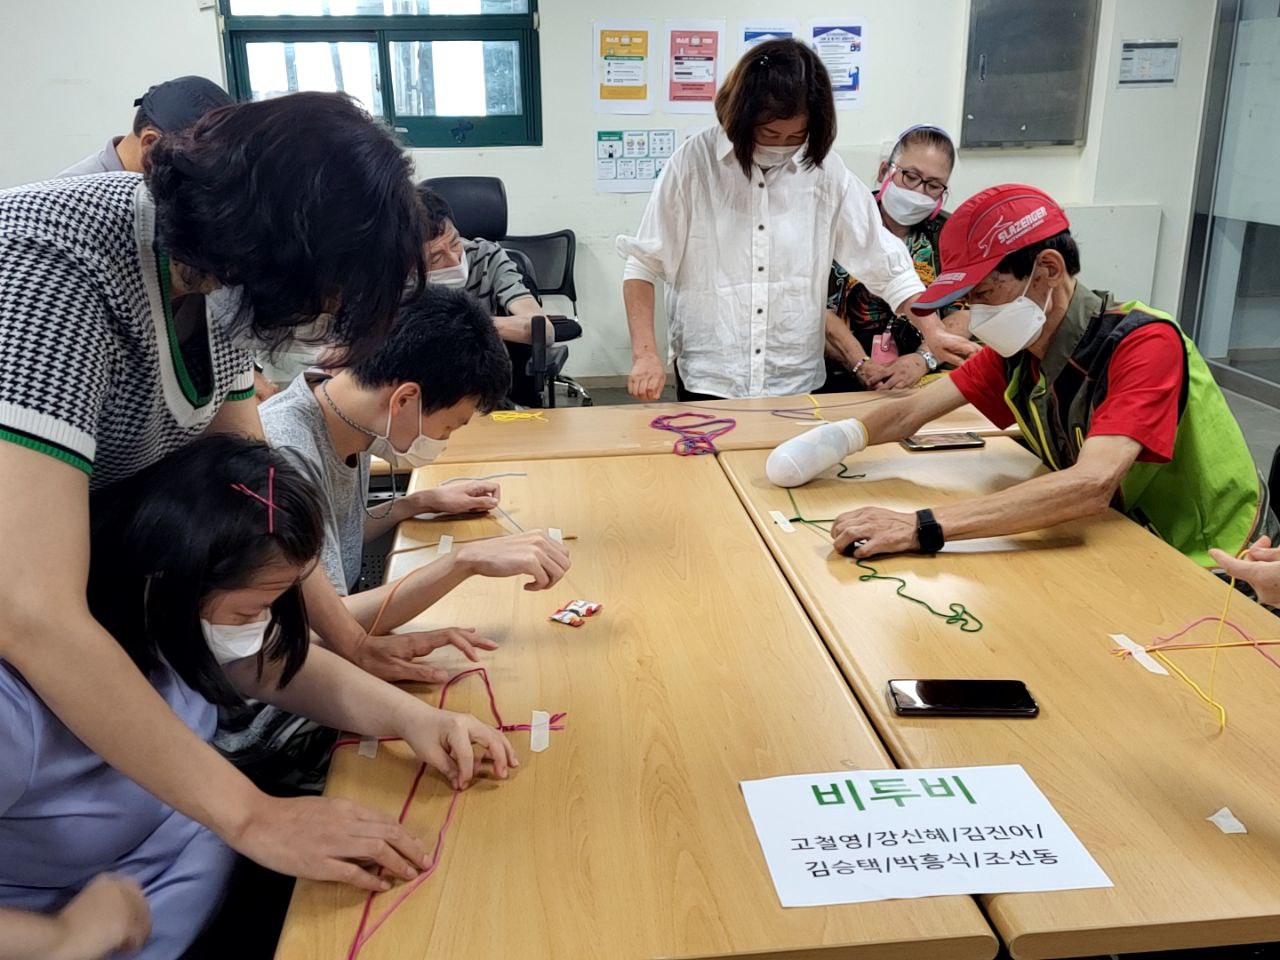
[219,1,541,148]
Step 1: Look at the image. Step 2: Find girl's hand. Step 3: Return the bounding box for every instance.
[402,706,519,790]
[54,874,151,960]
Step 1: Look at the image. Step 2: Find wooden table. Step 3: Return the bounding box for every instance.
[369,388,1005,474]
[276,454,997,960]
[721,439,1280,959]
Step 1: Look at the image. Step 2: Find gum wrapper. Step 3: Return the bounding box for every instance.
[550,609,584,627]
[561,600,602,618]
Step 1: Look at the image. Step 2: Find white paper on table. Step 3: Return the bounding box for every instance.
[740,764,1112,907]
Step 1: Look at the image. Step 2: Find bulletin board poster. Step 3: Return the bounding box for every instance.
[740,19,800,54]
[664,20,724,114]
[594,22,655,114]
[596,129,676,193]
[810,22,863,109]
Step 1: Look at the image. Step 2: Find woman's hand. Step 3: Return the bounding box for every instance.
[875,353,928,391]
[230,795,431,892]
[1210,536,1280,606]
[628,352,667,401]
[400,705,519,790]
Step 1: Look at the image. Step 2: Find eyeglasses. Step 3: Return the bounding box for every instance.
[892,164,949,199]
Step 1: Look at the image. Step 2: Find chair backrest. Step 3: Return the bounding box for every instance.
[503,230,577,306]
[422,176,508,240]
[501,246,540,303]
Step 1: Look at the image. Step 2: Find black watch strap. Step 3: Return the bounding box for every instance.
[915,508,945,554]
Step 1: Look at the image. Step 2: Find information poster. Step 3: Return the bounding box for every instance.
[809,22,863,109]
[740,19,800,54]
[740,765,1112,907]
[596,129,675,193]
[1118,39,1180,86]
[665,20,724,113]
[594,22,654,114]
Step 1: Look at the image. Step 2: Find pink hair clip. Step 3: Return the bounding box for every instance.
[229,465,277,533]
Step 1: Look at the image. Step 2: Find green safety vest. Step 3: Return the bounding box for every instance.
[1000,286,1276,567]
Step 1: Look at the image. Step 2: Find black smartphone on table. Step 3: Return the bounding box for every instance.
[887,679,1039,718]
[900,432,986,451]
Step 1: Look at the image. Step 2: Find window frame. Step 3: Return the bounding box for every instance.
[219,2,542,148]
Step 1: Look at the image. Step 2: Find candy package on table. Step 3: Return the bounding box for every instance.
[549,599,603,627]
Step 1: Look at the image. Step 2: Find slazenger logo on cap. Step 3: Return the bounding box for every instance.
[976,206,1049,257]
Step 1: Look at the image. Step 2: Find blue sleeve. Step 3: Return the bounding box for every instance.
[0,667,37,816]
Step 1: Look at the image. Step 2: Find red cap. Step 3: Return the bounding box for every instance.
[912,184,1070,314]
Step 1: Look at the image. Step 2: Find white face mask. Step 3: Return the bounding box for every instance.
[368,394,449,470]
[201,615,270,666]
[753,143,802,168]
[428,249,469,289]
[879,179,940,226]
[259,343,332,383]
[968,275,1053,357]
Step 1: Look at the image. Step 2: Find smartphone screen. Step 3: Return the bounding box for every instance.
[901,432,986,451]
[887,679,1039,717]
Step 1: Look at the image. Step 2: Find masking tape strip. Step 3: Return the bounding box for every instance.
[769,510,795,533]
[1110,633,1169,676]
[529,710,551,753]
[1207,806,1247,834]
[437,534,454,556]
[358,737,378,759]
[549,527,563,545]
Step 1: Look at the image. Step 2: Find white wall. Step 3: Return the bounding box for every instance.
[0,0,1216,379]
[0,1,224,184]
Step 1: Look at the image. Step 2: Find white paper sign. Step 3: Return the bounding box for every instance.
[740,764,1111,907]
[809,22,863,109]
[740,19,800,54]
[595,129,674,193]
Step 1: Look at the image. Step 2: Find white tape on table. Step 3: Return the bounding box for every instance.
[1207,806,1247,834]
[529,710,551,753]
[769,510,795,533]
[357,737,378,759]
[437,534,454,556]
[1110,634,1169,676]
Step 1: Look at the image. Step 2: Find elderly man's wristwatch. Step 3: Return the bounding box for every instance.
[918,349,939,372]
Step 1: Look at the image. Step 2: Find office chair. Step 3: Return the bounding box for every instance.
[422,177,590,408]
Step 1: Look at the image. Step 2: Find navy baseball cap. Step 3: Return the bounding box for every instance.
[134,76,233,133]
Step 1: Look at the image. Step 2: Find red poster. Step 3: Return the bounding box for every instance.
[668,29,719,103]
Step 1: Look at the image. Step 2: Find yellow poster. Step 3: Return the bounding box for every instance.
[597,25,651,106]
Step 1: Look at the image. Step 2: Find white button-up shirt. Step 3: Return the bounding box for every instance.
[618,128,924,398]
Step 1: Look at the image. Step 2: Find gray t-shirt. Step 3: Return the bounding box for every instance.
[259,375,367,595]
[57,137,126,178]
[464,237,536,315]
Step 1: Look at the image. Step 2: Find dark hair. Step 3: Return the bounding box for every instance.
[131,106,153,137]
[87,435,324,706]
[888,124,956,170]
[415,184,455,243]
[994,230,1082,279]
[714,39,836,178]
[145,92,426,367]
[349,286,512,413]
